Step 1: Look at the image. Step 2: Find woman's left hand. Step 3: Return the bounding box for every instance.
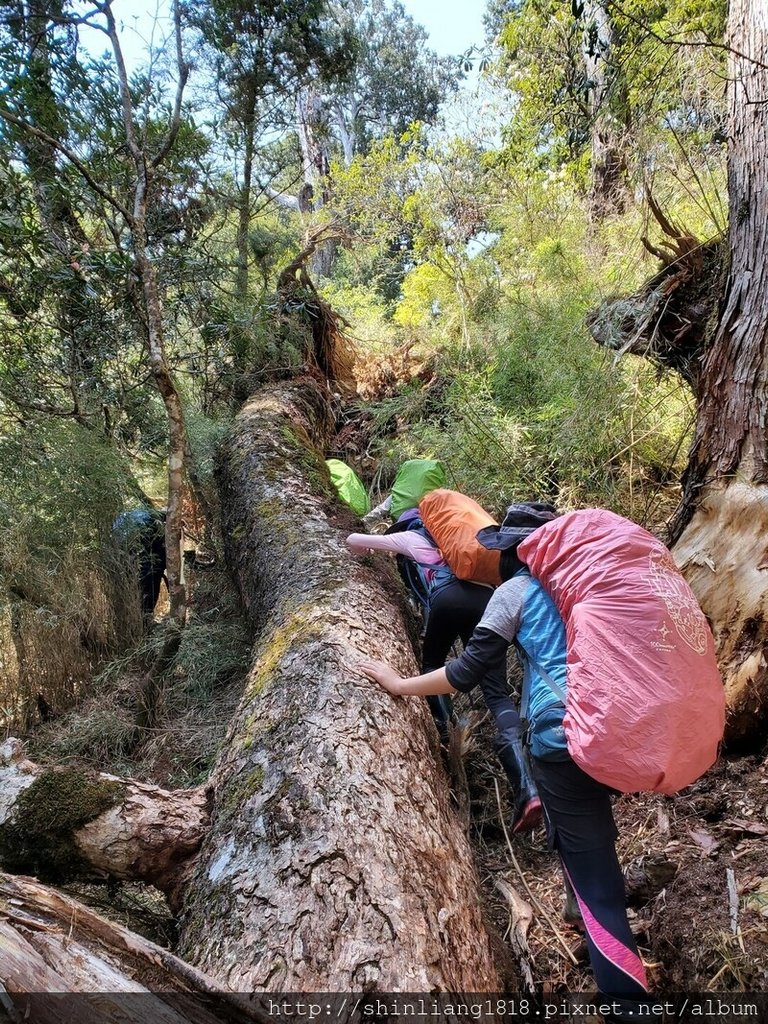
[357,658,404,695]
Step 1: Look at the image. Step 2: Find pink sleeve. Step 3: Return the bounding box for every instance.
[346,532,444,565]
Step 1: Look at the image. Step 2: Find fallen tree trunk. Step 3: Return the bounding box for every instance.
[0,872,264,1024]
[174,379,502,991]
[0,738,208,910]
[0,380,504,991]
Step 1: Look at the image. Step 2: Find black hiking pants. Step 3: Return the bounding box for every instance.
[531,754,661,1016]
[422,579,523,739]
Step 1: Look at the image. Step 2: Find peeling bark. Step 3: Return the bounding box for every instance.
[674,0,768,502]
[668,0,768,744]
[673,480,768,744]
[173,380,502,991]
[0,739,207,908]
[0,873,265,1023]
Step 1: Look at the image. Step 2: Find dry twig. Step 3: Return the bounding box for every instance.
[493,778,578,966]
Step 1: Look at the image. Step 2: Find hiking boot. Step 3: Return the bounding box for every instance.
[494,726,543,833]
[512,794,542,833]
[427,694,455,746]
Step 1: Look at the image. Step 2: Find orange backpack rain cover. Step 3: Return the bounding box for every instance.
[419,489,503,586]
[518,509,725,795]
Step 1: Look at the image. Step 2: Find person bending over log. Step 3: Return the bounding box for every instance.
[347,509,541,833]
[357,504,654,1017]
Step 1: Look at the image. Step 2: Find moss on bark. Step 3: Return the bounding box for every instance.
[0,769,125,881]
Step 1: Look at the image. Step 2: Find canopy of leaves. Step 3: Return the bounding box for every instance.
[493,0,727,185]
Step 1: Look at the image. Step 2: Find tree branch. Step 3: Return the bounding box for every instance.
[0,107,131,223]
[101,0,142,164]
[604,0,768,73]
[152,0,191,168]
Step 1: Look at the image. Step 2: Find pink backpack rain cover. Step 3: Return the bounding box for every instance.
[518,509,725,795]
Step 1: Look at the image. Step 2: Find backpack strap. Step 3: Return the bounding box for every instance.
[518,645,567,720]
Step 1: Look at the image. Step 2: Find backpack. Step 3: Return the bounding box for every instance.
[326,459,370,517]
[385,516,453,612]
[517,509,725,795]
[390,460,446,520]
[419,489,503,586]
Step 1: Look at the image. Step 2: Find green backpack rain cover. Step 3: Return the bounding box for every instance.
[326,459,370,516]
[390,459,446,519]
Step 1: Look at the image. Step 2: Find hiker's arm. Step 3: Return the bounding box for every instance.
[358,659,455,697]
[345,531,441,563]
[444,627,510,694]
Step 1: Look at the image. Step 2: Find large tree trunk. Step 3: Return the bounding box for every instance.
[667,0,768,745]
[0,377,504,991]
[174,380,502,991]
[663,0,768,745]
[591,0,768,745]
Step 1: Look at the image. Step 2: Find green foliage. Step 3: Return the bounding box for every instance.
[185,411,231,487]
[0,419,143,733]
[174,619,252,702]
[0,0,729,792]
[0,420,129,562]
[367,316,694,525]
[31,569,252,786]
[493,0,727,209]
[354,153,699,527]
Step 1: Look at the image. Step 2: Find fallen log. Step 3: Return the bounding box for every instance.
[0,738,208,910]
[173,380,503,990]
[0,872,265,1024]
[0,380,505,992]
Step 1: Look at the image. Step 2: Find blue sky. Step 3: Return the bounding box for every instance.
[402,0,487,56]
[88,1,489,72]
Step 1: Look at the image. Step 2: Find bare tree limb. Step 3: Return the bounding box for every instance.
[152,0,191,169]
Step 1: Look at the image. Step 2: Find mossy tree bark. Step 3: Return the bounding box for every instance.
[174,379,502,991]
[0,739,208,910]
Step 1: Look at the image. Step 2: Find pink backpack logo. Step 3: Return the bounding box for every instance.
[518,509,725,795]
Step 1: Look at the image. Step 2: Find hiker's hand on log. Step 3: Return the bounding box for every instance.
[358,658,403,694]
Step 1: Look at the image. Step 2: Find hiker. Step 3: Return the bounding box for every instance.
[357,502,653,1013]
[113,508,167,621]
[326,459,370,517]
[347,509,542,833]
